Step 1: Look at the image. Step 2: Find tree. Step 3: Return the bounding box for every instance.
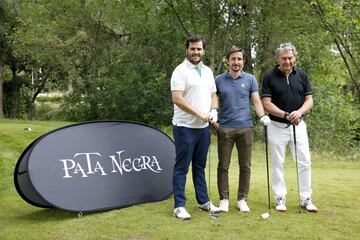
[306,0,360,98]
[0,0,18,118]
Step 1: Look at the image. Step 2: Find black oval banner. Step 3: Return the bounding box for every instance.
[14,121,175,212]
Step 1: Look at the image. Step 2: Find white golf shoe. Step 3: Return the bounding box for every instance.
[174,207,191,220]
[219,199,229,212]
[301,198,318,212]
[275,197,287,212]
[237,199,250,212]
[198,201,221,213]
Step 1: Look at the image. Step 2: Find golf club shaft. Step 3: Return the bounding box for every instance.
[208,125,211,204]
[293,124,301,213]
[264,125,271,210]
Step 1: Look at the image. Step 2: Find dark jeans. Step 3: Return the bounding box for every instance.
[217,127,253,201]
[172,125,210,208]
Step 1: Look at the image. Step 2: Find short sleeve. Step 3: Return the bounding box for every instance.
[302,72,313,96]
[261,73,272,98]
[170,68,185,91]
[250,75,259,93]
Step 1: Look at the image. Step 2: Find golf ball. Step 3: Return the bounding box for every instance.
[261,213,270,219]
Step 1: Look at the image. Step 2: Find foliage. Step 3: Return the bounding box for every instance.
[0,0,359,151]
[305,0,360,96]
[308,81,360,153]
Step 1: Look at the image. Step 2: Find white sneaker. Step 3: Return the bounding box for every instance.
[301,198,318,212]
[275,197,287,212]
[174,207,191,220]
[237,199,250,212]
[219,199,229,212]
[198,201,221,213]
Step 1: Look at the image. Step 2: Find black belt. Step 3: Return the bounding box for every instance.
[271,120,292,128]
[271,119,303,128]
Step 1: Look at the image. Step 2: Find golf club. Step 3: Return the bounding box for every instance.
[208,124,219,220]
[261,125,271,219]
[292,124,302,214]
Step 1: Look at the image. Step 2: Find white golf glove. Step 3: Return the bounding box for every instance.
[259,115,270,126]
[209,109,218,123]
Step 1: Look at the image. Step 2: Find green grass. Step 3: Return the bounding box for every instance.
[0,119,359,240]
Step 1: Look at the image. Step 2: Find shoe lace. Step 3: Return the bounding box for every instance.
[303,197,312,207]
[276,197,286,205]
[207,202,213,210]
[199,202,210,211]
[220,200,227,207]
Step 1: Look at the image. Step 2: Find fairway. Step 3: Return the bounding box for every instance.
[1,120,359,240]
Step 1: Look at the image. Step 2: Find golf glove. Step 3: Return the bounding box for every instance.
[259,115,270,126]
[209,109,218,123]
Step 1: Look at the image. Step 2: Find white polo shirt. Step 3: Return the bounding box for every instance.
[171,59,216,128]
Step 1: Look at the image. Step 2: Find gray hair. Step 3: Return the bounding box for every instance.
[275,42,297,57]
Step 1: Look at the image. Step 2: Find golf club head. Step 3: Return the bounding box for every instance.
[209,211,219,219]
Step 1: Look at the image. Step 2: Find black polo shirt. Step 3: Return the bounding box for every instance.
[261,66,312,123]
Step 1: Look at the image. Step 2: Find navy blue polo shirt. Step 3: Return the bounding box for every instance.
[261,66,313,123]
[215,71,259,128]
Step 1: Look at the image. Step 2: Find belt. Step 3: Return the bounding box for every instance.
[271,119,303,128]
[271,120,292,128]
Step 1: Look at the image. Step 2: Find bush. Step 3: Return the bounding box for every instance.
[33,102,65,121]
[306,82,360,155]
[36,96,62,103]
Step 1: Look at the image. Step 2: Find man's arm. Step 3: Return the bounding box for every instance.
[251,92,265,118]
[171,90,210,122]
[262,96,286,118]
[211,92,218,110]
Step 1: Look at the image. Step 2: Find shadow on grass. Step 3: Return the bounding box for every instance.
[14,207,106,222]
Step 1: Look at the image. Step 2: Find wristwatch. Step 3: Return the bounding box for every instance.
[283,112,289,119]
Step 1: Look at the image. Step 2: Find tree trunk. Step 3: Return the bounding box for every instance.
[25,100,34,120]
[334,38,360,94]
[0,56,4,118]
[9,66,20,118]
[26,67,51,120]
[259,36,275,84]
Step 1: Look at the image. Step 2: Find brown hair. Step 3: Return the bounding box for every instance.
[186,35,206,49]
[226,46,245,60]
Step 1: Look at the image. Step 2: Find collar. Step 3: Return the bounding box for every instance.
[225,70,243,80]
[184,58,204,69]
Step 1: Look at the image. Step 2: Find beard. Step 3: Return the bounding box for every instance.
[187,54,202,65]
[230,65,242,72]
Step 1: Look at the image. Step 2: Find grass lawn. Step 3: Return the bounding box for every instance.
[0,119,359,240]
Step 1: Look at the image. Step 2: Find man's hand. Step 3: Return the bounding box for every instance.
[288,111,302,125]
[211,122,219,129]
[198,112,210,122]
[259,115,270,126]
[208,109,218,123]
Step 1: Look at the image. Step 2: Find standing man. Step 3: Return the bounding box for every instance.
[261,42,318,212]
[214,46,270,213]
[171,35,220,220]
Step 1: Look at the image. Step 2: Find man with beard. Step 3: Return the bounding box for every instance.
[213,46,270,213]
[261,42,318,213]
[171,35,220,220]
